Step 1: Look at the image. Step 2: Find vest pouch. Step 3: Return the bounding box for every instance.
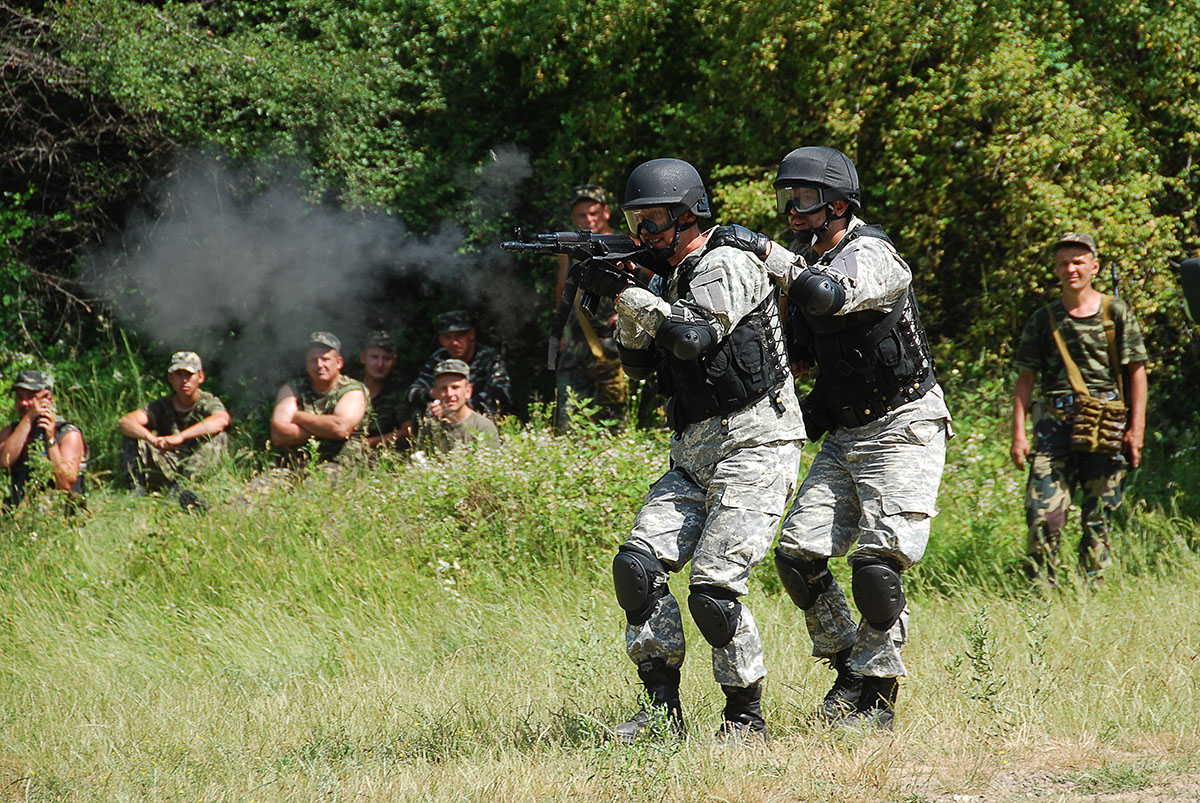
[876,331,915,385]
[1070,395,1127,456]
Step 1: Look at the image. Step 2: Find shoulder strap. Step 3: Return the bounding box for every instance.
[1100,295,1126,402]
[574,300,608,360]
[1046,302,1092,397]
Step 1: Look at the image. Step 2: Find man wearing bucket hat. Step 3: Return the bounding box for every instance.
[119,351,231,498]
[0,370,87,507]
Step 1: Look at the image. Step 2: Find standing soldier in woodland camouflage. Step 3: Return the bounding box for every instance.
[767,147,951,730]
[552,185,628,430]
[580,158,805,743]
[1011,233,1147,584]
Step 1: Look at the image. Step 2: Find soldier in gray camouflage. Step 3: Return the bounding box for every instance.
[766,147,951,731]
[582,158,806,744]
[119,351,230,503]
[1011,233,1148,584]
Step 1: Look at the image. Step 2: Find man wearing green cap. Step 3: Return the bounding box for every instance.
[415,359,498,454]
[271,331,370,468]
[553,184,629,431]
[0,370,87,507]
[1011,232,1148,584]
[352,330,410,450]
[404,310,513,421]
[119,351,231,495]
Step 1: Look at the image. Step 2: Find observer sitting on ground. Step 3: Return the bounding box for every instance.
[0,370,87,509]
[270,331,370,470]
[351,330,409,451]
[118,351,230,504]
[404,310,514,421]
[414,359,498,454]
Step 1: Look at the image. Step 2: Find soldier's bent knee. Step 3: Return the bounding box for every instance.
[687,584,741,648]
[612,544,668,626]
[774,549,833,610]
[850,557,906,631]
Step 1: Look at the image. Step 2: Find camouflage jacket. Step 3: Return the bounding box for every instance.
[406,344,513,418]
[280,374,370,465]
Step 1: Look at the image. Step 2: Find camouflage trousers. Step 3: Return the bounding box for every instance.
[621,440,803,688]
[1025,417,1127,581]
[121,434,227,490]
[777,411,949,678]
[554,367,625,432]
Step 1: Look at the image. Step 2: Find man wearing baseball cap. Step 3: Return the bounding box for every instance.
[118,350,231,500]
[351,330,410,451]
[0,370,87,508]
[415,358,498,454]
[552,184,630,431]
[1011,232,1148,584]
[404,310,513,423]
[270,331,370,469]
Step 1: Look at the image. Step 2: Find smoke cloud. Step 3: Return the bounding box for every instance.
[88,146,533,406]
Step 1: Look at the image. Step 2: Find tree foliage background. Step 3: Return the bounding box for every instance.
[3,0,1199,422]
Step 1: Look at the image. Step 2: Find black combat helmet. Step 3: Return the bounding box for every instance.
[773,146,861,215]
[622,158,712,219]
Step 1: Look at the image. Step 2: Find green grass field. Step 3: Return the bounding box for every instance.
[2,410,1199,802]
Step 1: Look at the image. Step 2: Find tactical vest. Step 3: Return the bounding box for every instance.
[791,226,936,430]
[655,237,791,433]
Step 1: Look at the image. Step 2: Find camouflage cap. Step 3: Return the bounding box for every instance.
[12,370,52,392]
[307,331,342,353]
[433,358,471,380]
[168,351,203,374]
[1054,232,1097,255]
[361,330,397,353]
[435,310,473,334]
[570,184,609,207]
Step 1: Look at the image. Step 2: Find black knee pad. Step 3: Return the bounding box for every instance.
[613,544,668,626]
[775,549,832,611]
[851,557,906,631]
[687,584,741,648]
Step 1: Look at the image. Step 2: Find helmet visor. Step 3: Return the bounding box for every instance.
[776,186,825,216]
[624,206,677,237]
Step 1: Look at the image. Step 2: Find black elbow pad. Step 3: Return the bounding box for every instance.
[618,343,656,380]
[788,268,846,316]
[656,305,718,360]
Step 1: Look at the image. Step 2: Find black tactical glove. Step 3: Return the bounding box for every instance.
[706,224,771,261]
[579,259,637,300]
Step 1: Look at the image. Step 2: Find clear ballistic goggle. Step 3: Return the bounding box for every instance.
[776,185,826,216]
[623,207,678,236]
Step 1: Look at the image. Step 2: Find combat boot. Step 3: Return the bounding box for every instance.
[820,647,863,723]
[613,661,683,743]
[842,675,898,731]
[716,681,767,744]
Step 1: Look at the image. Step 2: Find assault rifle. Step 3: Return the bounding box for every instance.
[501,230,653,369]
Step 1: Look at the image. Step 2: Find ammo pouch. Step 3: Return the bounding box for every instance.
[1070,395,1127,456]
[1047,295,1128,456]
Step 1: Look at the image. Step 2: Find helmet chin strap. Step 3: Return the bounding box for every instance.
[791,204,850,250]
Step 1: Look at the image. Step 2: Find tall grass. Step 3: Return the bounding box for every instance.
[2,393,1199,800]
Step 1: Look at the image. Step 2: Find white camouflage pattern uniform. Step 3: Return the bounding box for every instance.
[767,217,951,678]
[614,232,807,688]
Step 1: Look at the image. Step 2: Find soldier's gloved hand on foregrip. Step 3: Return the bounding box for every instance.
[579,259,637,300]
[788,266,846,316]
